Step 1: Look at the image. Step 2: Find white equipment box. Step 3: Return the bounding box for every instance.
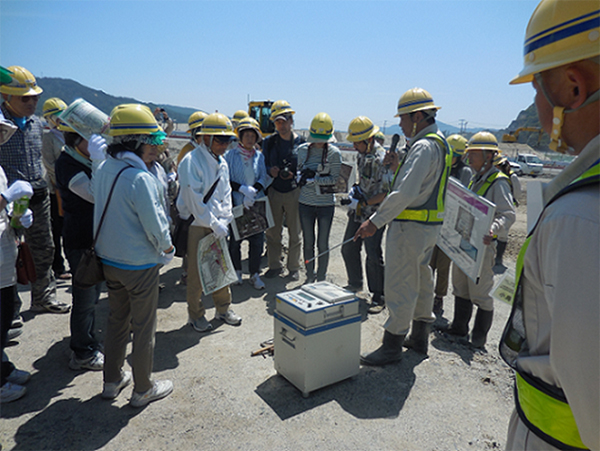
[274,282,361,397]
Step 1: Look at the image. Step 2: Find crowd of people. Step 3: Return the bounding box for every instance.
[0,1,598,448]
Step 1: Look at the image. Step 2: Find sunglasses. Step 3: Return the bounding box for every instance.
[19,95,40,103]
[214,136,233,144]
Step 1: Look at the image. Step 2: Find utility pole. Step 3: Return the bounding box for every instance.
[459,119,468,134]
[383,120,387,134]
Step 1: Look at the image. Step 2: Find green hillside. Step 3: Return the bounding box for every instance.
[34,77,198,124]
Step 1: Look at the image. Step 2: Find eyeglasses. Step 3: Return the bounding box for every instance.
[19,95,39,103]
[213,136,233,144]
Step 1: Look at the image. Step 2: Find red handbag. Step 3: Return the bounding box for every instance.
[16,241,37,285]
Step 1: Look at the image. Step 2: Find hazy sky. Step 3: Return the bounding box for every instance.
[1,0,540,131]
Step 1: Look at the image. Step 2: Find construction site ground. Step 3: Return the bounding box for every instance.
[0,176,537,451]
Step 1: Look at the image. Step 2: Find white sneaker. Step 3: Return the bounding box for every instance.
[69,351,104,371]
[235,270,243,285]
[102,371,132,399]
[1,382,26,403]
[130,380,173,407]
[250,273,265,290]
[6,368,30,385]
[289,270,300,281]
[215,309,242,325]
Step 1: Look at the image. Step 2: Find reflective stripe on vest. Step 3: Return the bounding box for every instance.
[468,170,509,197]
[395,133,452,224]
[500,160,600,450]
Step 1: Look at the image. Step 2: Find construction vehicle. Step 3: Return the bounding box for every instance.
[248,100,275,137]
[502,127,544,147]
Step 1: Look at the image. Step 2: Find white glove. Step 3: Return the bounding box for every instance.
[347,198,358,211]
[239,185,257,200]
[348,186,357,198]
[212,221,229,239]
[243,195,255,209]
[167,172,177,183]
[19,208,33,228]
[88,134,107,161]
[1,180,33,203]
[159,247,176,265]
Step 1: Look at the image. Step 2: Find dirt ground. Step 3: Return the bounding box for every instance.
[0,173,536,451]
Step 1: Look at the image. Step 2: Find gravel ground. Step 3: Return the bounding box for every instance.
[1,173,536,451]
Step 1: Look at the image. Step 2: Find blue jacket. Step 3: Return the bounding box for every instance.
[224,145,269,207]
[93,155,172,267]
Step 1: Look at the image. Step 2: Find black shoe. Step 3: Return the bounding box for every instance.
[470,309,494,348]
[343,284,362,293]
[360,331,405,366]
[403,321,430,355]
[444,297,473,337]
[263,268,282,279]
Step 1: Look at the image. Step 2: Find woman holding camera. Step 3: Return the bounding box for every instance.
[297,113,341,283]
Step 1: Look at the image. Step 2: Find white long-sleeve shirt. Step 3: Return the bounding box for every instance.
[177,142,233,230]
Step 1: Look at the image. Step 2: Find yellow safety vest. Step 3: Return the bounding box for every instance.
[468,170,509,197]
[500,161,600,451]
[394,133,452,224]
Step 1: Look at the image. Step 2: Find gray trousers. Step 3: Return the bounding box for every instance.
[452,242,496,311]
[383,221,439,335]
[103,264,159,393]
[23,189,57,307]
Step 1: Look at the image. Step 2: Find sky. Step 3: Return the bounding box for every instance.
[1,0,541,132]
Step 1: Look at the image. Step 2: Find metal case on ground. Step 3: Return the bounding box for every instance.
[274,282,361,397]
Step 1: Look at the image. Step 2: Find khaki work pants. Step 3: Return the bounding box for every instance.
[383,221,439,335]
[266,188,301,272]
[186,225,231,320]
[103,264,159,393]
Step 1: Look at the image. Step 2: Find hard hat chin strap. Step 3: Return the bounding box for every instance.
[535,73,600,153]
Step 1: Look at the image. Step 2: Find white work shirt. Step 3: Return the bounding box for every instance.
[177,142,233,230]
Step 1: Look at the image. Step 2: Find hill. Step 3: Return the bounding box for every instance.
[35,77,197,124]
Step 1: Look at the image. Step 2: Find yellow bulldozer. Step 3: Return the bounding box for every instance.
[248,100,275,137]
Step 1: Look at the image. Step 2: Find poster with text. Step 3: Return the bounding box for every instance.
[197,234,238,295]
[437,177,496,283]
[230,196,274,241]
[316,162,354,195]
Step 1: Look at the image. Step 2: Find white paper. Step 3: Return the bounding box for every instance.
[60,98,110,141]
[197,234,237,295]
[230,196,274,241]
[437,177,496,283]
[491,268,516,306]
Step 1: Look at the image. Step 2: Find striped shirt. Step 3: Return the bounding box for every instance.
[297,143,341,207]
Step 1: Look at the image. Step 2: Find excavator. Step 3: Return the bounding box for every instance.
[502,127,544,147]
[248,100,275,137]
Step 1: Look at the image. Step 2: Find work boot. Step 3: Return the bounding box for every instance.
[445,297,473,337]
[432,296,443,316]
[403,321,430,355]
[360,331,405,366]
[493,240,508,274]
[470,308,494,348]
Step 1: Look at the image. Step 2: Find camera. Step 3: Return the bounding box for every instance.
[279,160,292,179]
[298,168,316,187]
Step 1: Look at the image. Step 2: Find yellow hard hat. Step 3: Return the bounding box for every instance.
[42,97,67,118]
[347,116,380,142]
[187,111,208,133]
[199,112,236,136]
[511,0,600,85]
[232,110,249,122]
[108,104,161,136]
[467,131,499,152]
[447,134,469,156]
[56,119,76,133]
[493,153,507,166]
[374,131,385,142]
[0,66,43,96]
[235,117,262,142]
[269,100,296,121]
[308,112,335,143]
[395,87,441,117]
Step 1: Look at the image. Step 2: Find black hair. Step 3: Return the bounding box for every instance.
[64,131,82,149]
[106,140,144,159]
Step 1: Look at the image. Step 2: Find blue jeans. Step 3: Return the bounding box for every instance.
[229,231,264,276]
[341,212,385,300]
[65,248,102,360]
[299,203,335,281]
